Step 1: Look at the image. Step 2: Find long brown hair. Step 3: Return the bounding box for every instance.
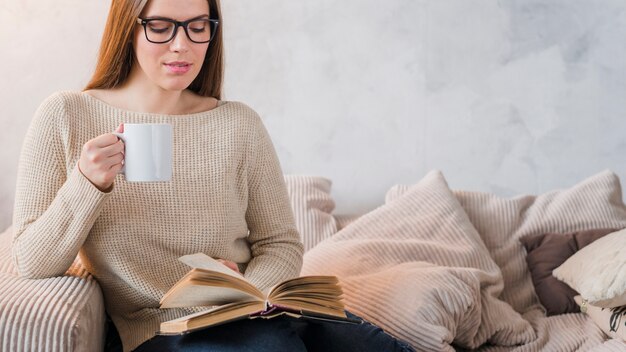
[84,0,223,99]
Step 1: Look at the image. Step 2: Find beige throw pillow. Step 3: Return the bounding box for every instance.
[385,170,626,315]
[303,170,534,350]
[554,229,626,308]
[283,175,337,252]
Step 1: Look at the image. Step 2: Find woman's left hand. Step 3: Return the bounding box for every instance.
[217,259,241,274]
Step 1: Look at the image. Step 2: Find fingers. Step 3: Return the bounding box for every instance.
[103,152,125,169]
[78,124,126,191]
[90,124,125,148]
[88,133,119,148]
[217,259,240,273]
[107,159,124,174]
[81,142,124,170]
[101,139,125,158]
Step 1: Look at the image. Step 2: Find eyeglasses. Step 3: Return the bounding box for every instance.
[136,17,219,44]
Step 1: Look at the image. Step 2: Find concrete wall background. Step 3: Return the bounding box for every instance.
[1,0,625,230]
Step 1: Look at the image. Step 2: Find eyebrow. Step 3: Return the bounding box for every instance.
[142,14,210,21]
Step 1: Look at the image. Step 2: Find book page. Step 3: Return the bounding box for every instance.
[267,276,347,317]
[159,273,356,335]
[178,253,244,279]
[160,281,261,308]
[160,253,265,308]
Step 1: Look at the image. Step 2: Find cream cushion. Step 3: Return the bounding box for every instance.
[554,229,626,308]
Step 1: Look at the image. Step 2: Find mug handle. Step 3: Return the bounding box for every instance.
[112,132,126,175]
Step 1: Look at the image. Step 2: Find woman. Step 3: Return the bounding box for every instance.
[12,0,414,351]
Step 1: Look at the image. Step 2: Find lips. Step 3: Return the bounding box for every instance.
[164,61,192,74]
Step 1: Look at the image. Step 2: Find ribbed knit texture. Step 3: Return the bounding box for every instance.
[0,225,106,352]
[283,175,337,252]
[4,169,626,350]
[386,170,626,316]
[11,91,304,352]
[334,214,360,231]
[303,170,626,351]
[302,170,536,351]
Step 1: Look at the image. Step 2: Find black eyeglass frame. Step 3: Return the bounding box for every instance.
[136,16,220,44]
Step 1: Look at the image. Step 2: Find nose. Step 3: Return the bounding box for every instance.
[169,26,190,52]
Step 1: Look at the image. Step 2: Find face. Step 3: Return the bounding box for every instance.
[132,0,210,92]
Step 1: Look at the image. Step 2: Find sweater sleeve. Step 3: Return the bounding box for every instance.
[242,115,304,292]
[12,93,113,279]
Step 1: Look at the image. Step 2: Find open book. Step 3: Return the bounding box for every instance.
[158,253,360,335]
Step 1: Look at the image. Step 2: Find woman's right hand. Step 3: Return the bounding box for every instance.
[78,123,125,192]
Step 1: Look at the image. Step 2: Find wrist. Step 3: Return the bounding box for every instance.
[77,162,112,193]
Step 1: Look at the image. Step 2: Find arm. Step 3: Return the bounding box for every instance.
[12,94,113,279]
[242,116,304,292]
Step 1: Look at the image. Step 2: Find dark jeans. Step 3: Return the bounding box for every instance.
[105,311,415,352]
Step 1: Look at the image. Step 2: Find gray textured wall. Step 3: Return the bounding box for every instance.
[1,0,625,230]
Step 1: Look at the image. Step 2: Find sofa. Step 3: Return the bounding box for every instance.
[1,171,626,351]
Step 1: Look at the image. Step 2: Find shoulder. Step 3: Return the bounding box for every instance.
[36,91,68,112]
[30,91,72,126]
[221,101,260,117]
[219,101,265,129]
[29,91,90,134]
[216,101,275,151]
[35,90,87,116]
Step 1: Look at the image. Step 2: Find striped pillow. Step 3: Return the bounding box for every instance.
[302,170,535,350]
[284,175,338,252]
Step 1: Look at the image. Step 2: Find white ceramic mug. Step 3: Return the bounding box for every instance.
[113,123,173,182]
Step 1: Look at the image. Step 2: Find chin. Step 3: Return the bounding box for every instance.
[160,80,195,92]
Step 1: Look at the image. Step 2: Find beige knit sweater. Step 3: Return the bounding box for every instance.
[11,91,304,352]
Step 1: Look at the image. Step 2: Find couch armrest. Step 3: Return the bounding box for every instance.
[0,226,106,352]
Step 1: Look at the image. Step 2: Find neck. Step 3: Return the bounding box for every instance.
[116,67,190,115]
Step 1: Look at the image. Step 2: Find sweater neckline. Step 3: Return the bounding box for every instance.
[80,91,230,118]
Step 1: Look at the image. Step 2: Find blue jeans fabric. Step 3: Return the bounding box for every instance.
[105,311,415,352]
